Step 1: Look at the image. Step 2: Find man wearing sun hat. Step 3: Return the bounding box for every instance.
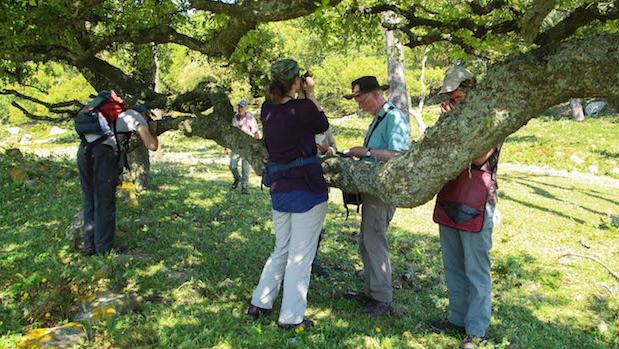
[343,75,410,317]
[428,64,502,349]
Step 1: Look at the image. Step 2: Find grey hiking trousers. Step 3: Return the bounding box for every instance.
[439,203,495,337]
[360,194,396,304]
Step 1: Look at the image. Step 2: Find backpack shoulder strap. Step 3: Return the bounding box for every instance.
[363,104,395,147]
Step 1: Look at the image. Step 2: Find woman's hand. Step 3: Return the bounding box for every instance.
[440,101,454,113]
[304,76,315,97]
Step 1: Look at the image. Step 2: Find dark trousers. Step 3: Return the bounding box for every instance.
[77,143,119,255]
[311,229,325,269]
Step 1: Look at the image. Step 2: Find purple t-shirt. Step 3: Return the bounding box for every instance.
[261,99,330,195]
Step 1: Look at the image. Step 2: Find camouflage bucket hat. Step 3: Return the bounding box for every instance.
[270,58,303,81]
[439,65,474,94]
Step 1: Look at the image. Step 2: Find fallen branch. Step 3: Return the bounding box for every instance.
[598,283,615,297]
[559,252,619,281]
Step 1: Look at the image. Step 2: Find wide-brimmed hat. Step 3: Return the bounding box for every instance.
[343,76,389,99]
[439,65,474,94]
[270,58,303,81]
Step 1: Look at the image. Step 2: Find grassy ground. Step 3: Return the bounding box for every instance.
[1,113,618,348]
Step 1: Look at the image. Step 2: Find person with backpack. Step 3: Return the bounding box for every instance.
[429,65,502,349]
[247,58,329,331]
[75,91,159,256]
[342,76,410,317]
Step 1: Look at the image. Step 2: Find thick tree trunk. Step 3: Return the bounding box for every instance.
[384,13,410,120]
[124,44,160,190]
[125,144,151,190]
[570,98,585,121]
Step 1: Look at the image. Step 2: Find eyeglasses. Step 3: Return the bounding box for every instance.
[353,92,371,103]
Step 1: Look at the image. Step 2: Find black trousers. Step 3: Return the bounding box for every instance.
[77,143,119,255]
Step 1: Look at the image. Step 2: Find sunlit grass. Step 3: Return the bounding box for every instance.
[1,115,618,348]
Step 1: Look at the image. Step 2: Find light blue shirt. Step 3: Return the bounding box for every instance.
[363,102,410,161]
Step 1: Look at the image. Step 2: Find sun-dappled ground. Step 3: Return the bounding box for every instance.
[1,114,618,348]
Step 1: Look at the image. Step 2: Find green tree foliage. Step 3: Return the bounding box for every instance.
[0,0,618,207]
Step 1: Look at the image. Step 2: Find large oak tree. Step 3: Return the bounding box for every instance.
[1,0,617,207]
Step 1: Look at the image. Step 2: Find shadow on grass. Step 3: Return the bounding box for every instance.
[504,178,611,217]
[2,152,616,348]
[598,149,619,159]
[499,192,586,225]
[106,166,613,348]
[506,175,619,207]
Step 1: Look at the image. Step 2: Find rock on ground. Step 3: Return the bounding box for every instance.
[16,323,87,349]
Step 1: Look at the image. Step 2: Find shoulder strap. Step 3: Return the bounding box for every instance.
[363,104,395,147]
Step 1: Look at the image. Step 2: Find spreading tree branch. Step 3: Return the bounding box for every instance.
[520,0,556,42]
[190,0,342,22]
[88,25,223,57]
[10,101,70,123]
[366,3,518,55]
[534,3,619,46]
[0,89,83,111]
[468,0,508,15]
[75,57,160,101]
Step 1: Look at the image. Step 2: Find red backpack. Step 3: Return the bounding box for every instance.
[74,90,129,141]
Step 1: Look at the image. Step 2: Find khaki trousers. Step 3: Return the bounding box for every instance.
[360,194,395,303]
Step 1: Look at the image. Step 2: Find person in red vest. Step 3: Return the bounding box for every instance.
[429,65,502,349]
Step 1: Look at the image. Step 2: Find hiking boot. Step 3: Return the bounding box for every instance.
[311,260,329,277]
[247,304,272,320]
[429,319,465,334]
[461,335,485,349]
[231,178,240,189]
[361,301,392,317]
[343,291,375,305]
[277,319,314,331]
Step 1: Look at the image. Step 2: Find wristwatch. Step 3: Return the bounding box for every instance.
[365,148,371,157]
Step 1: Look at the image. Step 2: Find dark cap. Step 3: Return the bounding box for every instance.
[270,58,303,81]
[343,76,389,99]
[131,104,150,116]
